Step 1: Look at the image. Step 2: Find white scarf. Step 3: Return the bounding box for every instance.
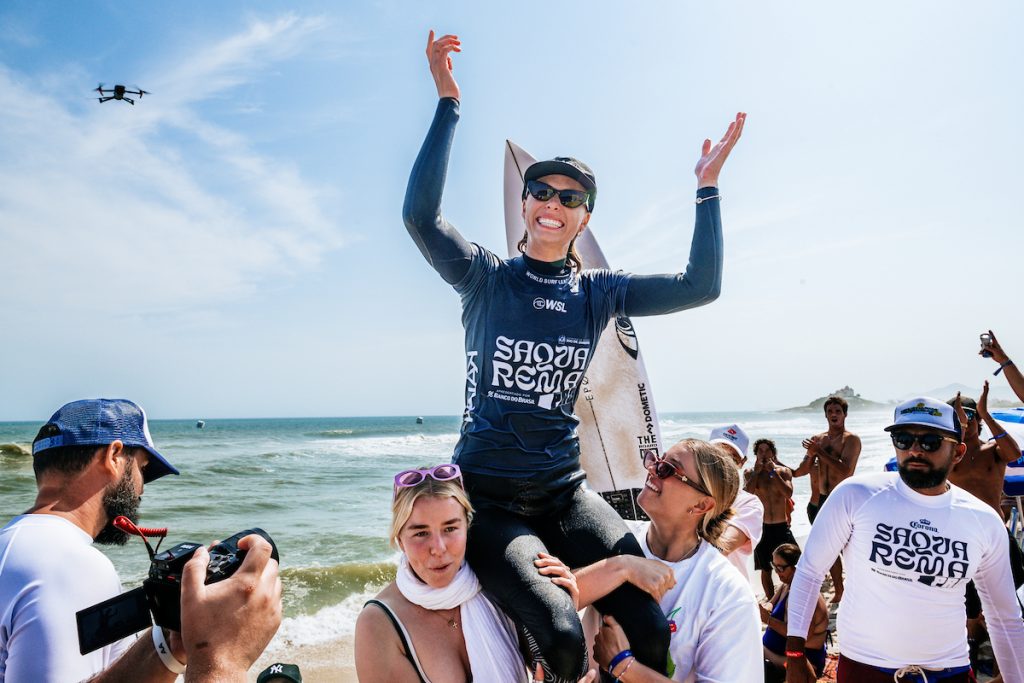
[396,555,529,683]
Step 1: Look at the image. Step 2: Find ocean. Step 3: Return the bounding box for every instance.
[0,409,898,665]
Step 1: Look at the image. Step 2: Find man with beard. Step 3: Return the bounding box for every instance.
[783,397,1024,683]
[0,399,282,683]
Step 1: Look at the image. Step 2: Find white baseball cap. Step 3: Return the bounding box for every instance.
[709,424,749,461]
[884,397,962,439]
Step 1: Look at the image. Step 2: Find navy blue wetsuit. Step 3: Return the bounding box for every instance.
[403,98,724,683]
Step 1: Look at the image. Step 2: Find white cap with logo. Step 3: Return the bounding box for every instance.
[884,397,962,439]
[709,424,750,461]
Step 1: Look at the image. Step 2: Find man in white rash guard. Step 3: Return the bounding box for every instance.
[709,424,764,581]
[783,397,1024,683]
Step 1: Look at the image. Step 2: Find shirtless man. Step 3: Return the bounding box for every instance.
[745,438,796,597]
[792,395,861,602]
[948,387,1024,667]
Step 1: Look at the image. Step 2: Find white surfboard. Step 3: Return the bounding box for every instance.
[503,140,663,520]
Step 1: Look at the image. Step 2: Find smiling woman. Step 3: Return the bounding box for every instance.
[401,29,745,683]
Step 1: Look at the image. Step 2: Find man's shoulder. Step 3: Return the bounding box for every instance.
[830,472,896,501]
[1,515,115,577]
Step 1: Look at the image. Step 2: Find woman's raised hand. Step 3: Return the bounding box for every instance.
[426,30,461,101]
[695,112,746,189]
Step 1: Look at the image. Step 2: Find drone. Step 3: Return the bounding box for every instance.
[95,84,149,105]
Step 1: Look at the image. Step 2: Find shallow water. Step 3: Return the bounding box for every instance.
[0,409,897,647]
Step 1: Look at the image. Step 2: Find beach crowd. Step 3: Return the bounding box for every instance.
[3,29,1024,683]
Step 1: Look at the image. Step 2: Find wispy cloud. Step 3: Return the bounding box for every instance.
[0,15,341,320]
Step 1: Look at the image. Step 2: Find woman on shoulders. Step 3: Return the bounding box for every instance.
[404,29,745,683]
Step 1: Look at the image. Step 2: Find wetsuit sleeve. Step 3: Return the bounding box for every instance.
[786,484,858,639]
[971,517,1024,682]
[402,97,475,286]
[622,187,723,316]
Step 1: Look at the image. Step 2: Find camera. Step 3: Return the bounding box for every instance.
[980,333,994,358]
[77,528,278,654]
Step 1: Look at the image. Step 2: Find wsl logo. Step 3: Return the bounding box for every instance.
[533,297,566,313]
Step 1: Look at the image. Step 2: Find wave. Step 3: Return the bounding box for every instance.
[282,560,396,616]
[0,443,30,456]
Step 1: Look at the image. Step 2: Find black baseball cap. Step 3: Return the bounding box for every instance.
[524,156,597,210]
[257,663,302,683]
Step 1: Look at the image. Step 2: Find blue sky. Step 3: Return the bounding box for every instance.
[1,1,1022,420]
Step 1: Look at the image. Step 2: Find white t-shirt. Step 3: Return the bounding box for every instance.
[0,515,134,682]
[724,489,763,580]
[635,522,764,683]
[787,473,1024,679]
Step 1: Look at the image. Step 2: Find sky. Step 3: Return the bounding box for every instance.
[1,1,1022,421]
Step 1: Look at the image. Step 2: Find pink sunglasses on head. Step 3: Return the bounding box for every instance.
[393,463,463,494]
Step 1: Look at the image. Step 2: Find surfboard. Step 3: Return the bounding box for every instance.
[503,140,663,520]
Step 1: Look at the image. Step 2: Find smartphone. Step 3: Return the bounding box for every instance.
[980,333,993,358]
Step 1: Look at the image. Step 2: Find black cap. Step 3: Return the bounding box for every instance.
[257,663,302,683]
[524,157,597,210]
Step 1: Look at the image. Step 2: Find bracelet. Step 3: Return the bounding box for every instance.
[994,360,1014,376]
[615,656,636,682]
[993,432,1009,440]
[151,627,187,674]
[608,649,633,674]
[695,194,721,204]
[785,650,806,658]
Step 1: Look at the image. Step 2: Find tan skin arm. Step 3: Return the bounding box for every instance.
[985,330,1024,404]
[716,525,750,555]
[791,451,816,478]
[569,554,676,608]
[978,380,1022,464]
[810,435,861,478]
[83,630,179,683]
[355,603,427,683]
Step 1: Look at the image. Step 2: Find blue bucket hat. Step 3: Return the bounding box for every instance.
[32,398,179,482]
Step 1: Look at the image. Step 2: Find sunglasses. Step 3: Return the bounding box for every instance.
[772,562,791,573]
[890,431,957,453]
[643,452,710,495]
[525,180,590,209]
[393,464,463,493]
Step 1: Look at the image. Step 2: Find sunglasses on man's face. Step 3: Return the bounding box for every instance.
[772,562,791,573]
[890,431,957,453]
[525,180,590,209]
[643,452,709,496]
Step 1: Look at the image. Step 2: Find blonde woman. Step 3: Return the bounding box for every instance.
[571,439,763,682]
[354,465,589,683]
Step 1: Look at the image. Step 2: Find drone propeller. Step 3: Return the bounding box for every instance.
[95,83,106,94]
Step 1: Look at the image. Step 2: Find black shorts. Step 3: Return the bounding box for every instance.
[808,491,830,525]
[754,522,797,570]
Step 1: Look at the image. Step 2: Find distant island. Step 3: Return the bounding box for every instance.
[780,386,890,413]
[781,384,1022,413]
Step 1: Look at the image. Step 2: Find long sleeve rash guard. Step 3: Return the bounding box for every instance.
[786,473,1024,680]
[402,98,724,479]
